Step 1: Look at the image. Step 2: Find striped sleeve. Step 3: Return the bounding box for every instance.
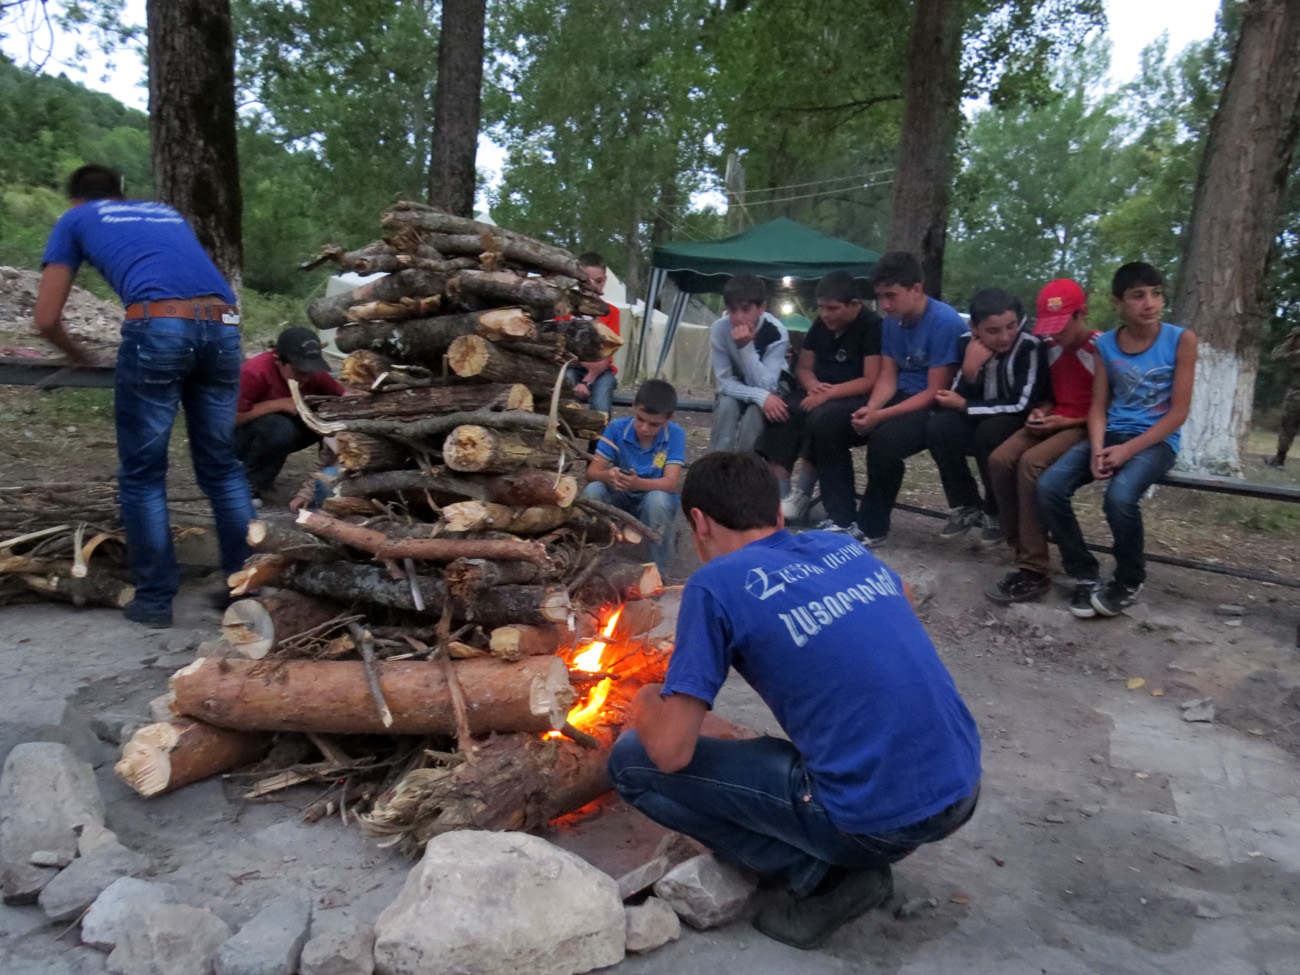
[965,333,1043,416]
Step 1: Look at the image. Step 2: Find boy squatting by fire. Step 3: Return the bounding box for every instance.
[608,451,981,949]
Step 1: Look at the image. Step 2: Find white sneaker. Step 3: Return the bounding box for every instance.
[781,487,812,521]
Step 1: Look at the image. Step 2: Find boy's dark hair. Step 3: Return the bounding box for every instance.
[1111,262,1164,298]
[869,251,923,290]
[67,165,125,201]
[815,270,862,304]
[969,288,1024,327]
[576,252,605,269]
[634,379,677,416]
[680,451,780,531]
[722,275,768,310]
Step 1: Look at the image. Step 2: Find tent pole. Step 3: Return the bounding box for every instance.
[655,289,689,378]
[632,268,664,385]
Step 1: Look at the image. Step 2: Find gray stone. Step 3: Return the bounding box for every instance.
[300,919,375,975]
[1214,604,1245,617]
[1182,698,1216,722]
[652,854,756,930]
[29,849,73,868]
[107,902,230,975]
[624,897,680,954]
[616,856,670,901]
[82,877,181,952]
[374,830,624,975]
[0,741,106,903]
[215,894,313,975]
[78,822,121,856]
[39,838,151,923]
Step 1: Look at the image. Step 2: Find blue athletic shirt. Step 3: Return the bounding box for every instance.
[593,416,686,479]
[880,297,966,396]
[663,529,981,834]
[1097,323,1186,452]
[41,199,236,306]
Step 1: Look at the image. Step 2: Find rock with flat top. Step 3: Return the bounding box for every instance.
[215,894,313,975]
[107,902,230,975]
[39,837,151,922]
[653,854,756,930]
[82,876,182,952]
[373,830,624,975]
[624,897,681,954]
[300,919,375,975]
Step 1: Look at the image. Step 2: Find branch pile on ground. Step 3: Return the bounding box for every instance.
[117,213,670,855]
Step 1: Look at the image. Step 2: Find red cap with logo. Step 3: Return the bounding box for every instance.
[1034,279,1087,336]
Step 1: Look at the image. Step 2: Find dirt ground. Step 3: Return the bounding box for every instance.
[0,394,1298,973]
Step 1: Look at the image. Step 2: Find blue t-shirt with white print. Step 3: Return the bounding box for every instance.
[663,529,981,835]
[880,297,966,396]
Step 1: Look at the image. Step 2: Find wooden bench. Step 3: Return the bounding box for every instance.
[1158,470,1300,504]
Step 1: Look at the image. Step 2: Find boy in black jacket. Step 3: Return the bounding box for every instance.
[926,289,1049,540]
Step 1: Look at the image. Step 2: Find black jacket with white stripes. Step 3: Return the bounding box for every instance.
[952,330,1051,417]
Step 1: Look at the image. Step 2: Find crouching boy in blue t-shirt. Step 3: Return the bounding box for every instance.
[582,379,685,573]
[607,451,981,950]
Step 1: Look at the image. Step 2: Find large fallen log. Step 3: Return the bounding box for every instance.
[221,590,341,659]
[169,656,574,737]
[447,334,569,389]
[295,510,556,566]
[310,383,533,421]
[442,425,565,474]
[439,501,572,535]
[115,718,272,797]
[334,308,536,365]
[307,269,450,330]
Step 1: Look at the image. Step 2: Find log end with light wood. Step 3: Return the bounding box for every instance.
[573,559,664,606]
[440,500,571,535]
[442,425,562,474]
[340,349,392,388]
[221,590,340,659]
[489,622,585,661]
[115,718,272,797]
[228,553,292,596]
[336,431,413,474]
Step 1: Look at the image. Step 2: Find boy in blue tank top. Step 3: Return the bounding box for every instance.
[1037,262,1198,618]
[607,452,981,949]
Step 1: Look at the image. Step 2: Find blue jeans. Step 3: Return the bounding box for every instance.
[710,394,764,452]
[1036,433,1176,588]
[608,732,979,896]
[581,480,676,572]
[115,318,255,614]
[565,365,616,416]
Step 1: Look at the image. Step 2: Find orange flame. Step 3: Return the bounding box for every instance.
[563,606,623,730]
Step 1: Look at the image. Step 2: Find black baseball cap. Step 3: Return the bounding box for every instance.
[275,327,330,373]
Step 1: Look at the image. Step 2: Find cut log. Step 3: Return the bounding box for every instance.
[311,383,533,421]
[532,318,623,361]
[442,425,565,474]
[471,469,578,508]
[452,270,610,318]
[295,510,556,566]
[313,407,553,442]
[15,569,133,608]
[439,501,572,535]
[611,598,664,642]
[221,590,340,659]
[115,718,272,797]
[347,294,443,321]
[307,269,450,330]
[337,469,489,503]
[228,553,292,596]
[444,558,559,598]
[489,621,590,661]
[344,254,478,276]
[335,432,413,474]
[556,401,611,436]
[447,334,570,390]
[340,350,392,388]
[335,307,536,366]
[358,732,613,851]
[169,656,575,737]
[246,517,346,562]
[573,559,664,606]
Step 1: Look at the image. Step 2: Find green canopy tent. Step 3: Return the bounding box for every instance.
[630,218,881,380]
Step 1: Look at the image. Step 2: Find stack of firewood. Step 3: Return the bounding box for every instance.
[115,209,671,854]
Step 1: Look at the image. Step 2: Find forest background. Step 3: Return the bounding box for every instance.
[0,0,1295,407]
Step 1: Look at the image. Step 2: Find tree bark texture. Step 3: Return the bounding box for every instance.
[311,384,533,421]
[221,590,341,660]
[334,308,535,366]
[147,0,242,293]
[116,719,271,797]
[887,0,962,299]
[307,270,449,330]
[442,425,565,474]
[428,0,487,217]
[1173,0,1300,474]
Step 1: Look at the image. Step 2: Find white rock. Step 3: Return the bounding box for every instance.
[82,877,181,952]
[215,894,313,975]
[107,902,230,975]
[29,849,73,868]
[39,838,151,922]
[624,897,681,954]
[653,854,756,930]
[79,822,121,856]
[300,919,375,975]
[0,741,106,903]
[373,830,624,975]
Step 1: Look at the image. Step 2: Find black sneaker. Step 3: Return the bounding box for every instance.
[753,863,894,950]
[123,600,173,629]
[814,519,867,543]
[1068,580,1102,619]
[1091,580,1143,617]
[985,570,1051,605]
[979,513,1003,543]
[940,505,981,538]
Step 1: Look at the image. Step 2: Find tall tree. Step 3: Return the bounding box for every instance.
[1174,0,1300,473]
[428,0,486,216]
[148,0,242,291]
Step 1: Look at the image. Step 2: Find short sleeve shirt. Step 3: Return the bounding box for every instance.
[802,306,883,386]
[593,416,686,479]
[237,351,346,414]
[881,297,966,396]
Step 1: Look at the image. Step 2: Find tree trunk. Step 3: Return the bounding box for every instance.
[221,590,341,660]
[887,0,962,299]
[334,308,536,365]
[1173,0,1300,474]
[147,0,242,293]
[311,383,534,421]
[428,0,487,216]
[116,719,271,798]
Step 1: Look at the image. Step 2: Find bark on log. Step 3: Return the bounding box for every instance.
[335,432,413,474]
[611,598,664,642]
[221,589,341,659]
[335,308,536,366]
[247,517,346,562]
[295,510,555,566]
[15,569,133,608]
[471,469,579,508]
[440,501,572,535]
[311,384,532,421]
[115,718,272,797]
[444,558,559,598]
[336,469,576,509]
[169,656,574,737]
[337,469,490,503]
[555,401,610,437]
[451,270,609,318]
[316,408,553,442]
[340,350,392,388]
[345,255,476,276]
[307,270,450,330]
[489,622,589,661]
[447,334,570,390]
[442,425,565,474]
[229,554,292,595]
[532,318,623,361]
[573,559,664,605]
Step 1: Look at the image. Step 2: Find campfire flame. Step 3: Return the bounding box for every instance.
[563,607,622,731]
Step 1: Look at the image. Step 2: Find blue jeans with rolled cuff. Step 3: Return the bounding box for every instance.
[608,731,979,897]
[1036,433,1177,588]
[115,317,255,615]
[581,480,676,572]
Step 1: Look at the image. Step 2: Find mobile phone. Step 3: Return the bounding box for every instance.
[1027,416,1044,425]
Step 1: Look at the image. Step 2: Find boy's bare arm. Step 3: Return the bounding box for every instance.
[1098,331,1199,471]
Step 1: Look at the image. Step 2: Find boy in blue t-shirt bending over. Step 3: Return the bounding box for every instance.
[582,379,685,572]
[608,451,981,950]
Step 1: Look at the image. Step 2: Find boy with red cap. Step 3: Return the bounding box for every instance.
[983,279,1099,604]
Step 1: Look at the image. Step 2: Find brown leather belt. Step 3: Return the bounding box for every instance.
[123,301,241,324]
